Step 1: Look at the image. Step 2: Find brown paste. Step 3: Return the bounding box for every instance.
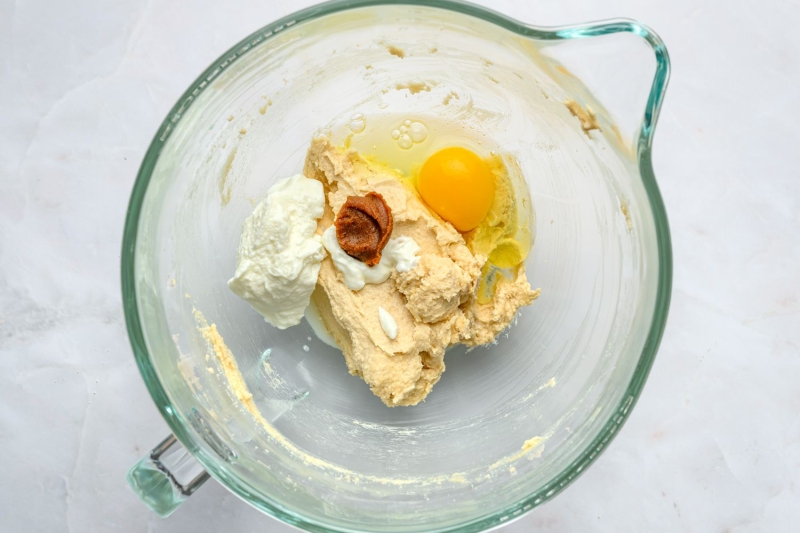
[335,192,393,266]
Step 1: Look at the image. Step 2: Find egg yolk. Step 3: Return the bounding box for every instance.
[417,147,495,232]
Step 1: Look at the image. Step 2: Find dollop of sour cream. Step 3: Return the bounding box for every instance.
[321,226,420,291]
[378,307,399,340]
[228,174,325,328]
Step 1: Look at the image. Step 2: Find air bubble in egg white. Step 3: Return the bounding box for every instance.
[391,129,401,140]
[397,134,413,150]
[399,125,408,134]
[408,122,428,142]
[349,121,366,133]
[403,119,411,126]
[348,113,366,133]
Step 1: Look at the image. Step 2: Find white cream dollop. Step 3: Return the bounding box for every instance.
[320,226,420,291]
[228,174,326,329]
[378,306,398,340]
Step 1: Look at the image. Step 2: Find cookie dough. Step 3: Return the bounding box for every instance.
[304,136,539,406]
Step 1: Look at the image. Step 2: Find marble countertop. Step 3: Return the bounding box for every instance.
[1,0,798,531]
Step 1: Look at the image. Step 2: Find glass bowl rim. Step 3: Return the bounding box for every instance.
[120,1,672,531]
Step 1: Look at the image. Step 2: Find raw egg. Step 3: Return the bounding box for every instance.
[417,147,495,232]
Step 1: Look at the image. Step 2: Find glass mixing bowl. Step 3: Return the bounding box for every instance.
[123,1,671,530]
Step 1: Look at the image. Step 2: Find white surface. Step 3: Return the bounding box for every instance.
[0,0,798,531]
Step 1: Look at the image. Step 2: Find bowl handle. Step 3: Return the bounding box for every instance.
[545,19,671,151]
[126,434,210,517]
